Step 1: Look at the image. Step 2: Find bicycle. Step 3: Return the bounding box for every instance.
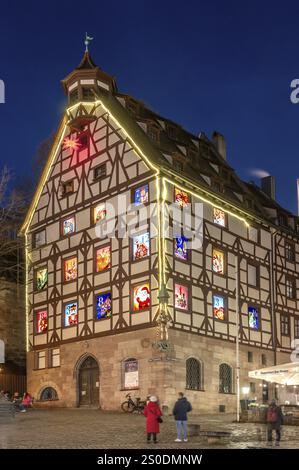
[121,393,146,413]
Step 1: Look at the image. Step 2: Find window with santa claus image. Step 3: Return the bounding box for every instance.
[133,283,151,312]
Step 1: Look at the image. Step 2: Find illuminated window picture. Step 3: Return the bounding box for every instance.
[134,184,149,205]
[212,249,225,274]
[34,229,46,247]
[62,216,75,236]
[64,302,78,327]
[213,295,225,321]
[174,284,188,310]
[213,208,226,227]
[133,233,150,260]
[174,236,188,260]
[94,204,106,224]
[36,268,48,290]
[64,257,77,282]
[175,188,189,207]
[248,306,259,330]
[133,283,150,311]
[96,246,111,272]
[96,293,112,320]
[36,310,48,334]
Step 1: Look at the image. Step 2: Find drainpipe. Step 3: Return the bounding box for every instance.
[270,229,278,367]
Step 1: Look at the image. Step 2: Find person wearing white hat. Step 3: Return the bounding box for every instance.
[143,396,163,443]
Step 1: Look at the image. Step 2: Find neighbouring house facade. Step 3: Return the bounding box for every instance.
[20,50,299,412]
[0,224,26,393]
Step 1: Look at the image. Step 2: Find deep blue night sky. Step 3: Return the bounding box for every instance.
[0,1,299,212]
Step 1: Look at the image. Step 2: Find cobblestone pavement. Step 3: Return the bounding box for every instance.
[1,409,299,449]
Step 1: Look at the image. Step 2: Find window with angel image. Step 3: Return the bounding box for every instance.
[133,283,150,312]
[64,302,78,327]
[96,246,111,272]
[36,268,48,291]
[212,248,225,275]
[36,310,48,334]
[64,257,77,282]
[248,306,259,330]
[174,284,189,311]
[96,293,112,320]
[174,236,188,261]
[132,233,150,261]
[213,295,225,321]
[213,208,226,227]
[174,187,189,207]
[62,216,75,236]
[134,184,149,206]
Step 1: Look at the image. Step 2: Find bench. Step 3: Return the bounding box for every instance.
[200,431,231,445]
[188,424,201,436]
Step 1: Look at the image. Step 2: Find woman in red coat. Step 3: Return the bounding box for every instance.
[143,396,163,443]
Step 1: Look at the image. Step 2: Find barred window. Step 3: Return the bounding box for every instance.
[40,387,58,401]
[281,315,290,336]
[219,363,232,394]
[286,278,296,299]
[186,358,202,391]
[285,242,295,262]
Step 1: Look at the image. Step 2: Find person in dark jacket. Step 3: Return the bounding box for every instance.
[143,396,163,443]
[266,400,283,446]
[172,392,192,442]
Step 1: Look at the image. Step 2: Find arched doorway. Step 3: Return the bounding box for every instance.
[78,356,99,407]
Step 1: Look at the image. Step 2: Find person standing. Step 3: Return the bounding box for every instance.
[143,396,163,443]
[266,400,283,446]
[173,392,192,442]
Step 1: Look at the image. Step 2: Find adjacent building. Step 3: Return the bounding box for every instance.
[19,50,299,412]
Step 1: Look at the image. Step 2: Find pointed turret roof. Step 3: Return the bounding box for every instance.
[75,51,97,70]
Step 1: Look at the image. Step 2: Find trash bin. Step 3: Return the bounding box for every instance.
[219,405,225,412]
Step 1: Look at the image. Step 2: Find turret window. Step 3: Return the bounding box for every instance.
[69,88,79,105]
[82,87,95,101]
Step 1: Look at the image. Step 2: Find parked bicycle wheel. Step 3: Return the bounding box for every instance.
[121,401,135,413]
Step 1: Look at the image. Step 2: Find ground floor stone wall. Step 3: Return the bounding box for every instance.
[27,327,291,413]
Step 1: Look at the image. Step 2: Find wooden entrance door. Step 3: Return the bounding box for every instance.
[78,356,99,407]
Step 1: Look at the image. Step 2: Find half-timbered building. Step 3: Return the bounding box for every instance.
[20,50,299,412]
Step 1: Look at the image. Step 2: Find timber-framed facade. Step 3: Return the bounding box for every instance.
[20,50,299,412]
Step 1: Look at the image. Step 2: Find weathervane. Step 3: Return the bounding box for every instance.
[84,32,93,52]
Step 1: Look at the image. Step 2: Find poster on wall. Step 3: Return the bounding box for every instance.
[124,360,139,389]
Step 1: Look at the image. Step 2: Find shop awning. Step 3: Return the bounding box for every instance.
[249,362,299,385]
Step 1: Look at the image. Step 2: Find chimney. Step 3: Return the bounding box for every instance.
[212,131,226,160]
[261,175,276,200]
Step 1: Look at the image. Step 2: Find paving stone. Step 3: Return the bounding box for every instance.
[1,410,299,449]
